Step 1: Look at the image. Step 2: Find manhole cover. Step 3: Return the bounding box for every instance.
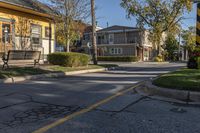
[170,108,187,113]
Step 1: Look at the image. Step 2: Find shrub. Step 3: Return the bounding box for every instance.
[97,56,140,62]
[187,47,200,69]
[187,57,198,69]
[197,57,200,69]
[48,52,90,67]
[154,55,163,62]
[191,47,200,57]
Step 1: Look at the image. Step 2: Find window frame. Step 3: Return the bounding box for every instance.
[31,24,42,47]
[45,26,51,38]
[110,48,123,55]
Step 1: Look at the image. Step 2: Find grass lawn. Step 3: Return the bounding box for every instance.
[46,64,118,72]
[0,64,118,79]
[0,67,51,79]
[153,69,200,91]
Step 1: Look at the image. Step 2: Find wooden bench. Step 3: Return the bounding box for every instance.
[2,50,41,69]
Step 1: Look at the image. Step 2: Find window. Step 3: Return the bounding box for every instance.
[45,26,51,38]
[2,24,11,44]
[83,34,90,41]
[110,48,123,55]
[109,34,114,44]
[31,24,41,47]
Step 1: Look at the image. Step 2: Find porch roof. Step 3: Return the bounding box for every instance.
[0,0,55,19]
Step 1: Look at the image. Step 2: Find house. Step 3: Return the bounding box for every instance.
[0,0,55,60]
[82,25,153,61]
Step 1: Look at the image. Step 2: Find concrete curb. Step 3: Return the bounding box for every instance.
[135,81,200,103]
[0,67,116,84]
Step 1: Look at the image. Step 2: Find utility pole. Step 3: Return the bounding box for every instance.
[91,0,98,65]
[178,31,181,61]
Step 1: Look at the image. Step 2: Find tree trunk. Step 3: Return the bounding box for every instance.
[91,0,98,65]
[158,44,162,55]
[67,39,70,52]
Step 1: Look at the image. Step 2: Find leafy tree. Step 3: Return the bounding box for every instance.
[121,0,192,56]
[49,0,90,52]
[181,26,196,56]
[164,34,179,61]
[15,17,33,50]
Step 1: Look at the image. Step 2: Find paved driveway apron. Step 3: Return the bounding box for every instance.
[0,63,198,133]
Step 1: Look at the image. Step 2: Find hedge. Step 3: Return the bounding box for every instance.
[187,47,200,69]
[187,56,200,69]
[97,56,140,62]
[48,52,90,67]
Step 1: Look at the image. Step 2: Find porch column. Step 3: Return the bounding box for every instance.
[11,19,16,50]
[49,22,52,54]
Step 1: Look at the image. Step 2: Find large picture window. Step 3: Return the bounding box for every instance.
[31,24,41,47]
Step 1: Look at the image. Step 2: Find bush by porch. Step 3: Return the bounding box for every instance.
[47,52,90,67]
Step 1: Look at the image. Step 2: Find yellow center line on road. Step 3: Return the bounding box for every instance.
[32,82,143,133]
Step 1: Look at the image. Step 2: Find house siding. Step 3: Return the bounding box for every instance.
[98,44,136,56]
[82,26,154,61]
[0,5,55,59]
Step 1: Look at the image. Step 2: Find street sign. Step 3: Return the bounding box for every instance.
[193,0,200,3]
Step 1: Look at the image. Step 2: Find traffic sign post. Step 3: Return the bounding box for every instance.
[196,3,200,45]
[195,0,200,45]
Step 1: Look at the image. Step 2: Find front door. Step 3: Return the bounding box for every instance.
[0,22,12,53]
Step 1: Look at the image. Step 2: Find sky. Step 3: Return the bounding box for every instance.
[40,0,197,30]
[95,0,197,30]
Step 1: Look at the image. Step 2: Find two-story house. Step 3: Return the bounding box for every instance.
[82,25,153,61]
[0,0,56,60]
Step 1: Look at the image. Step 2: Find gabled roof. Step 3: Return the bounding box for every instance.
[0,0,55,15]
[97,25,140,33]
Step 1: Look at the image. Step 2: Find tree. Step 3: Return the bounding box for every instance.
[121,0,192,56]
[164,34,179,61]
[91,0,98,65]
[49,0,90,52]
[181,26,196,57]
[15,16,33,50]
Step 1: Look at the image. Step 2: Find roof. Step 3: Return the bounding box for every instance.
[97,25,140,33]
[0,0,55,15]
[84,25,102,33]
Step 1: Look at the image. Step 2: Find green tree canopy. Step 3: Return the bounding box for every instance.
[181,26,196,55]
[164,34,179,61]
[121,0,192,56]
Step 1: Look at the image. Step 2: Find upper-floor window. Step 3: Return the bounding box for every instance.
[109,34,114,44]
[83,34,90,41]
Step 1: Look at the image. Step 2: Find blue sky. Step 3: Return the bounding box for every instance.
[96,0,197,29]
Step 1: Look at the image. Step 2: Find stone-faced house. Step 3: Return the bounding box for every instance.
[0,0,55,60]
[82,25,153,61]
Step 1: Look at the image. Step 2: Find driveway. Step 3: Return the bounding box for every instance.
[0,62,199,133]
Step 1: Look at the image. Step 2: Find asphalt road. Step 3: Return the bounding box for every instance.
[0,62,199,133]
